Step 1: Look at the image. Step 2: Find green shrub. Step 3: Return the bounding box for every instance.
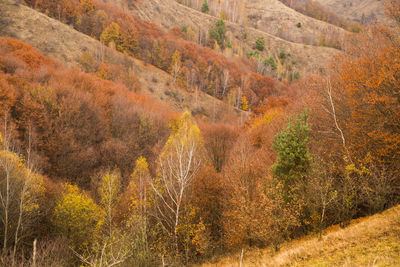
[264,56,277,70]
[248,50,260,59]
[256,37,265,51]
[279,50,286,60]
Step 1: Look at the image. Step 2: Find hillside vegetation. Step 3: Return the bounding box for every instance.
[0,0,398,266]
[0,0,240,119]
[201,204,400,266]
[132,0,339,76]
[14,0,303,111]
[176,0,348,47]
[315,0,392,25]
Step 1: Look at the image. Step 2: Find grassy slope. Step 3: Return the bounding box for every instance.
[200,205,400,266]
[315,0,392,25]
[133,0,339,75]
[0,0,241,120]
[245,0,347,45]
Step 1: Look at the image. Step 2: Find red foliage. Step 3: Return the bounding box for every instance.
[22,0,290,110]
[0,37,172,187]
[0,38,55,69]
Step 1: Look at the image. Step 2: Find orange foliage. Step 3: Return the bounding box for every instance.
[192,166,225,245]
[0,38,54,69]
[199,122,238,172]
[332,26,400,164]
[22,0,291,110]
[0,37,172,187]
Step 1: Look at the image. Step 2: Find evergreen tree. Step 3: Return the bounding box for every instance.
[209,19,226,48]
[255,37,265,51]
[271,112,312,202]
[201,0,210,13]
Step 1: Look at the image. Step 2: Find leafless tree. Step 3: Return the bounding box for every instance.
[151,112,203,254]
[221,69,230,98]
[0,118,42,263]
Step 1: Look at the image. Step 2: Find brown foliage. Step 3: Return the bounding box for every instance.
[192,166,224,248]
[22,0,291,110]
[332,25,400,166]
[0,37,172,187]
[200,122,238,172]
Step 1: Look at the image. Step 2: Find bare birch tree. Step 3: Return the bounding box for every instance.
[151,111,204,255]
[222,69,230,98]
[0,118,44,258]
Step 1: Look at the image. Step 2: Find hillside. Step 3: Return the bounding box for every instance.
[0,0,240,120]
[315,0,392,25]
[0,0,398,266]
[173,0,348,46]
[132,0,339,76]
[201,204,400,266]
[245,0,347,46]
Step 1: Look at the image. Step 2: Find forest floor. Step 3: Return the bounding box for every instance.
[200,205,400,266]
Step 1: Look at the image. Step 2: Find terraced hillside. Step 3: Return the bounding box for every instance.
[0,0,239,119]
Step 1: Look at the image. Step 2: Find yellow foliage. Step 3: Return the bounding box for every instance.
[53,183,103,249]
[99,172,121,208]
[250,109,281,130]
[23,172,45,213]
[0,149,45,210]
[80,0,94,14]
[176,205,198,242]
[240,94,248,111]
[162,111,203,161]
[125,156,153,215]
[220,11,227,20]
[186,25,196,41]
[100,22,124,52]
[345,153,373,176]
[79,51,96,73]
[170,51,181,71]
[0,147,46,247]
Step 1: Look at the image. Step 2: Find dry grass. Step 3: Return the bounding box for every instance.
[200,205,400,266]
[132,0,339,75]
[245,0,348,46]
[0,0,241,120]
[315,0,393,26]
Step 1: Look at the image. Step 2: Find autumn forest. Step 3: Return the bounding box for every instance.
[0,0,399,266]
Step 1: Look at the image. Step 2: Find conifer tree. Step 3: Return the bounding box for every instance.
[209,19,226,48]
[256,37,265,51]
[271,112,312,202]
[201,0,209,13]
